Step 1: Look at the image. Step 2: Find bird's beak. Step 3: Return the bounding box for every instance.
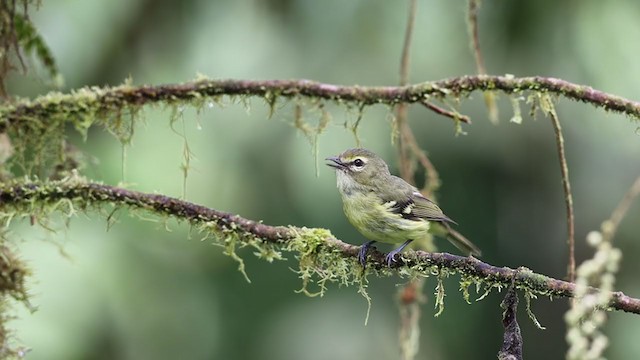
[325,156,346,170]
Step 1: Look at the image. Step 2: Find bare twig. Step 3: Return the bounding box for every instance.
[398,0,416,87]
[401,127,441,196]
[393,1,442,196]
[602,175,640,241]
[396,0,418,183]
[395,3,425,360]
[2,179,640,315]
[548,110,575,282]
[467,0,498,123]
[419,100,471,123]
[467,0,487,76]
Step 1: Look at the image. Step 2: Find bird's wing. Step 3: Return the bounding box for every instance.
[407,192,455,223]
[381,176,455,223]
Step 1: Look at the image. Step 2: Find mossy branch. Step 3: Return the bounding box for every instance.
[2,177,639,315]
[2,75,640,130]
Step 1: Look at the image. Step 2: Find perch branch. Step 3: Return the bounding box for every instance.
[2,76,640,129]
[1,179,639,315]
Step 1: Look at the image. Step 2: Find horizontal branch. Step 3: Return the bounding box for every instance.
[1,75,640,130]
[1,178,639,315]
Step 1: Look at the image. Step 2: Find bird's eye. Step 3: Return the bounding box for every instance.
[353,158,365,167]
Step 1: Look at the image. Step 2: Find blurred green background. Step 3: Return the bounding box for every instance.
[5,0,640,359]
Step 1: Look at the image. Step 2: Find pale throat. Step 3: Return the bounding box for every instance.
[335,170,369,196]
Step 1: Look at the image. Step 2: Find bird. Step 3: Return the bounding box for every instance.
[326,148,481,267]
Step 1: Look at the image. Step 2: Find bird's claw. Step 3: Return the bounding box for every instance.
[385,252,398,267]
[385,239,413,267]
[358,241,376,268]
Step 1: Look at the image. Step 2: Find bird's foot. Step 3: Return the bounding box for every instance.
[358,241,377,268]
[385,239,413,267]
[384,251,399,267]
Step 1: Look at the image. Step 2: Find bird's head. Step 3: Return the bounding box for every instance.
[326,148,390,190]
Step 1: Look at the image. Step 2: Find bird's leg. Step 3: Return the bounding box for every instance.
[385,239,413,267]
[358,240,377,267]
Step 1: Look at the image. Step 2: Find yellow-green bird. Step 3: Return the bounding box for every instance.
[326,148,481,267]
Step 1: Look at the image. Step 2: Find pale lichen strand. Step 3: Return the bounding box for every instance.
[1,85,140,176]
[285,227,361,297]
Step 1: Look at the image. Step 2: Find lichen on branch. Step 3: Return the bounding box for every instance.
[3,75,639,177]
[1,176,639,317]
[3,76,640,127]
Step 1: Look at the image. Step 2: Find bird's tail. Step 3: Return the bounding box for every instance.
[431,222,482,257]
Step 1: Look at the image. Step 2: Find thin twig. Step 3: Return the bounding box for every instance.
[395,3,424,360]
[393,0,441,195]
[467,0,487,76]
[2,179,640,315]
[419,100,471,123]
[398,0,416,87]
[396,109,414,181]
[603,175,640,241]
[396,0,418,183]
[467,0,498,123]
[402,127,441,196]
[549,109,575,282]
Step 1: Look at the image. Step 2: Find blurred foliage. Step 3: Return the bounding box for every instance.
[0,0,60,95]
[1,0,639,359]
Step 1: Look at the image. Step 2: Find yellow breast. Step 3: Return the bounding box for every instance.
[341,192,430,244]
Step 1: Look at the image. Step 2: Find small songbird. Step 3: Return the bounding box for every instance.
[326,148,481,267]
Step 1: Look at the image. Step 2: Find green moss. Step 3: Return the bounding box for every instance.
[459,275,475,304]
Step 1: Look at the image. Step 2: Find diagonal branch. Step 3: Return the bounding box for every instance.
[418,100,471,123]
[1,178,639,315]
[2,76,640,129]
[603,175,640,241]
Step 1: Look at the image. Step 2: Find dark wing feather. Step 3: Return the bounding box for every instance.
[410,193,456,223]
[381,176,455,223]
